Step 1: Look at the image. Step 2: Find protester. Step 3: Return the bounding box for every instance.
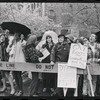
[83,37,89,46]
[7,32,26,96]
[39,35,55,93]
[65,35,74,47]
[74,38,84,96]
[50,34,70,97]
[25,35,43,96]
[0,34,9,93]
[82,33,100,96]
[0,33,16,96]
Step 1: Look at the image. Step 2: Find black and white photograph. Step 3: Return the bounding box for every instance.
[0,3,100,97]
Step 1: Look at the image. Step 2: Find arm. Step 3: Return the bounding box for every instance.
[50,44,56,63]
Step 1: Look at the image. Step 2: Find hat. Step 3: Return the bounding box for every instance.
[66,35,74,42]
[58,34,65,38]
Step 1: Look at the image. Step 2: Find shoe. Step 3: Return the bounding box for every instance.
[50,88,55,92]
[9,91,16,96]
[14,90,19,96]
[16,91,23,96]
[95,92,100,97]
[51,92,58,96]
[33,94,38,97]
[0,88,7,93]
[43,88,47,92]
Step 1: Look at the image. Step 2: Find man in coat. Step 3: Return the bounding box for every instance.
[50,34,70,97]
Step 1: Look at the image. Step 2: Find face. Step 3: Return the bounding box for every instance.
[0,35,5,42]
[67,38,71,43]
[84,38,89,44]
[21,34,24,40]
[14,33,19,40]
[58,36,64,43]
[89,34,96,43]
[46,36,52,43]
[5,30,9,37]
[76,39,80,44]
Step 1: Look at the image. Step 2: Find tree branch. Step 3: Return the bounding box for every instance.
[9,4,16,21]
[73,6,92,17]
[93,3,100,27]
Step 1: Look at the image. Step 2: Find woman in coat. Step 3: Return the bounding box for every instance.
[25,35,43,96]
[39,35,55,93]
[7,33,26,96]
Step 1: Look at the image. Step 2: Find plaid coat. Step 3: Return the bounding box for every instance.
[25,43,43,63]
[87,42,100,63]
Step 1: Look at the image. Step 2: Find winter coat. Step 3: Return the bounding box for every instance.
[50,42,70,62]
[7,40,26,62]
[25,43,43,63]
[0,41,9,61]
[41,42,54,63]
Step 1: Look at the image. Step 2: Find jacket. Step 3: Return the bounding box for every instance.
[50,42,70,62]
[42,42,54,63]
[25,43,43,63]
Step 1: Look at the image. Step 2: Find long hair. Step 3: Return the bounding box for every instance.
[42,35,54,48]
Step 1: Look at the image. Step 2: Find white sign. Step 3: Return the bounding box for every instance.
[39,48,50,62]
[57,63,77,88]
[68,43,88,69]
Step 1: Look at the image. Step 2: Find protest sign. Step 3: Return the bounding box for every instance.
[68,43,88,69]
[39,48,50,62]
[57,63,77,88]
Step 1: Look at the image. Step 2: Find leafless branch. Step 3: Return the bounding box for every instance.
[93,3,100,27]
[9,4,16,21]
[73,6,92,17]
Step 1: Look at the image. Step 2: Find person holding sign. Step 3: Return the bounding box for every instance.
[82,34,100,96]
[39,35,55,93]
[25,35,43,96]
[50,34,70,97]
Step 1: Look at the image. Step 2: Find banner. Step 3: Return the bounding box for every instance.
[0,61,99,75]
[68,43,88,69]
[57,63,77,88]
[0,61,57,73]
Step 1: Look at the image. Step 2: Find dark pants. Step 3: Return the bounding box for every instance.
[43,73,55,88]
[29,72,39,96]
[78,75,83,96]
[53,74,63,97]
[13,71,23,91]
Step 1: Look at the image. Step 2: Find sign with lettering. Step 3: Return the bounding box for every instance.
[57,63,77,88]
[39,48,50,62]
[68,43,88,69]
[0,61,57,73]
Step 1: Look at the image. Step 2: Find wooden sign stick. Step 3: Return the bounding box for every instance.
[74,74,79,96]
[87,65,94,96]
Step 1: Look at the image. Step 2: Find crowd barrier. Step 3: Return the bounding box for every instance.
[0,61,99,96]
[0,61,100,75]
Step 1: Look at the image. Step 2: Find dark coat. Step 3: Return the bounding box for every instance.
[25,43,43,63]
[42,43,54,63]
[50,42,70,62]
[0,41,9,61]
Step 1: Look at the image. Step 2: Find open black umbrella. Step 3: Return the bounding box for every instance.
[95,31,100,43]
[0,22,31,38]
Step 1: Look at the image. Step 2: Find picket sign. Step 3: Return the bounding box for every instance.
[0,61,99,96]
[68,43,88,69]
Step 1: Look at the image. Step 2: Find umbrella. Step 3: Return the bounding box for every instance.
[95,31,100,43]
[36,30,58,50]
[0,22,31,38]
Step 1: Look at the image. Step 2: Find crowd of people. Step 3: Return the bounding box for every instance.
[0,28,100,97]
